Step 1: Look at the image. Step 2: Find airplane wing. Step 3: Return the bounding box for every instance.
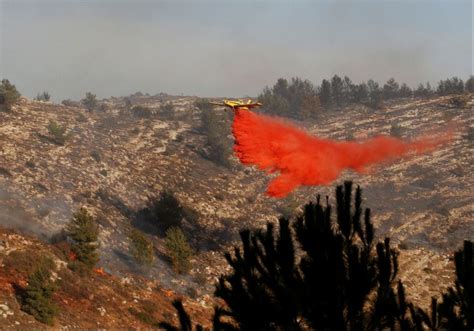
[236,103,262,108]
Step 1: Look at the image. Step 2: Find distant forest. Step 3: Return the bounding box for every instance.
[258,75,474,119]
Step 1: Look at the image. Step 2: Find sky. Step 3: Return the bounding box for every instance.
[0,0,472,101]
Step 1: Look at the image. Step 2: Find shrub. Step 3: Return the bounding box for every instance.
[20,257,58,325]
[139,190,185,232]
[390,123,403,138]
[0,166,12,177]
[61,99,81,108]
[35,91,51,102]
[449,95,469,108]
[47,120,69,145]
[131,105,153,118]
[196,98,233,167]
[90,150,101,163]
[129,307,160,327]
[66,208,99,273]
[81,92,98,112]
[165,226,193,274]
[0,79,21,111]
[128,229,154,266]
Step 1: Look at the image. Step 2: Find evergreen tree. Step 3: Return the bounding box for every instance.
[425,241,473,330]
[383,78,400,100]
[66,208,99,273]
[287,77,319,118]
[259,89,291,117]
[258,77,319,119]
[47,120,69,145]
[341,76,354,104]
[164,182,424,330]
[319,79,332,107]
[35,91,51,102]
[437,77,464,95]
[0,79,21,111]
[144,190,185,232]
[465,76,474,93]
[129,228,154,266]
[165,226,193,274]
[196,99,233,167]
[352,83,369,103]
[330,75,344,106]
[367,79,383,109]
[425,82,434,96]
[81,92,98,112]
[21,258,58,325]
[273,78,290,100]
[162,184,472,330]
[398,83,413,98]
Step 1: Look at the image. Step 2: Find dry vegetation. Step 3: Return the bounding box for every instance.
[0,90,472,327]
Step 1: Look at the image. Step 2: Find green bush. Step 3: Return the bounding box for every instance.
[47,120,69,145]
[66,208,99,273]
[141,191,185,232]
[21,257,58,325]
[0,79,21,111]
[81,92,98,112]
[165,226,193,274]
[129,229,154,266]
[196,98,233,167]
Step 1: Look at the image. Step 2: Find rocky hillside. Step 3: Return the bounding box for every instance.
[0,93,472,327]
[0,227,213,329]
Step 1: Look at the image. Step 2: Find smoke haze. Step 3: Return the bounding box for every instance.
[0,0,472,101]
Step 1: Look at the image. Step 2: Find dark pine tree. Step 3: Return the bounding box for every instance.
[162,182,429,330]
[319,79,332,107]
[422,240,473,330]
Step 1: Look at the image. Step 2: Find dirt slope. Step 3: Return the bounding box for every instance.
[0,93,472,327]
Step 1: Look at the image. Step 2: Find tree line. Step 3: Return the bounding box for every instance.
[259,75,474,119]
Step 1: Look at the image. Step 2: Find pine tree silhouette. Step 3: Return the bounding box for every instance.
[162,182,468,330]
[422,240,473,330]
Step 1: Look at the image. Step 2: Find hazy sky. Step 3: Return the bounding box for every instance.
[1,0,472,101]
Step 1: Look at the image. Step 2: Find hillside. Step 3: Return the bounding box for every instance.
[0,93,472,327]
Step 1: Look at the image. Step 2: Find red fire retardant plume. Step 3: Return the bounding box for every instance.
[232,109,451,198]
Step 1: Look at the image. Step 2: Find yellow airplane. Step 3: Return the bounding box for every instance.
[209,99,262,112]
